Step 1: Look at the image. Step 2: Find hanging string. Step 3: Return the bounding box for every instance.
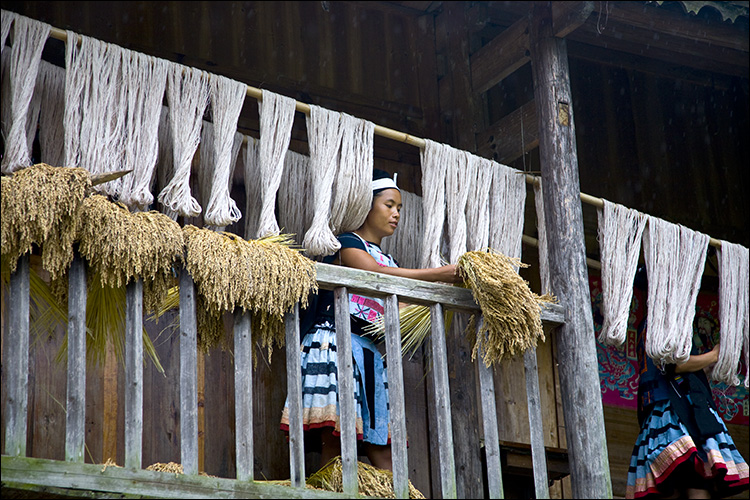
[596,199,648,346]
[276,149,312,245]
[242,135,262,239]
[36,60,65,167]
[155,105,178,220]
[1,10,15,57]
[643,218,709,366]
[419,139,448,269]
[118,51,168,211]
[1,14,50,173]
[157,63,210,218]
[303,104,344,257]
[466,156,494,252]
[489,161,527,263]
[713,240,749,387]
[329,112,374,234]
[255,89,296,238]
[446,149,472,263]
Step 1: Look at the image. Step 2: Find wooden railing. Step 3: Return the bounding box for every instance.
[3,253,566,499]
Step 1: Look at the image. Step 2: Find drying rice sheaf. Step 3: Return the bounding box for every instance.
[458,249,557,366]
[1,163,91,280]
[306,456,426,499]
[182,226,317,354]
[78,195,185,314]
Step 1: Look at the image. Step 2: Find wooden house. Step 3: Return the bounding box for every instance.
[1,1,748,498]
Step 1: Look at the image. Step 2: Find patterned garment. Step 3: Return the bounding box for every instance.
[280,232,395,446]
[626,397,749,498]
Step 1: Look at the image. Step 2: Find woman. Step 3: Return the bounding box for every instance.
[280,169,461,471]
[626,267,749,499]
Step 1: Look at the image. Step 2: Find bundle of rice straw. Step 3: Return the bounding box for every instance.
[306,456,426,499]
[77,195,185,314]
[181,226,317,355]
[365,303,453,360]
[458,249,556,366]
[1,163,91,280]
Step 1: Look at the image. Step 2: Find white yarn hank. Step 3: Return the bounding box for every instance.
[202,74,245,227]
[643,217,709,366]
[713,241,749,387]
[277,149,312,245]
[157,63,210,218]
[1,14,50,173]
[118,51,168,210]
[302,104,344,257]
[155,105,179,220]
[329,112,374,235]
[255,89,296,238]
[419,139,448,268]
[36,60,66,167]
[465,156,494,252]
[445,149,472,263]
[199,119,243,231]
[597,199,647,346]
[243,135,263,239]
[489,162,526,262]
[533,180,551,293]
[1,9,16,57]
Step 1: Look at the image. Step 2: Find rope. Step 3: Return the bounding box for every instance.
[596,199,647,346]
[302,104,344,257]
[202,74,245,227]
[713,240,749,386]
[157,63,209,218]
[36,60,66,167]
[643,218,709,366]
[329,112,374,235]
[255,89,296,238]
[533,180,551,293]
[1,14,49,173]
[419,139,448,268]
[118,51,168,211]
[446,149,472,263]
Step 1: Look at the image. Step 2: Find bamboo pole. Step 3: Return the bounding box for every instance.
[45,23,724,250]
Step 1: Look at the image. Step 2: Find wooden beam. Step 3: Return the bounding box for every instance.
[471,14,530,95]
[529,3,612,498]
[552,1,595,38]
[476,99,538,164]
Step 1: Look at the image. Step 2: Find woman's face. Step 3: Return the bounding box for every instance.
[363,188,402,239]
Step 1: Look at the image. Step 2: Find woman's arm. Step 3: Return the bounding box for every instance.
[339,247,462,284]
[674,344,720,374]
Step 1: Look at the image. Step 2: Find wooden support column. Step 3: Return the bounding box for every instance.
[179,267,198,475]
[66,254,87,463]
[5,254,30,457]
[528,3,611,498]
[125,279,144,469]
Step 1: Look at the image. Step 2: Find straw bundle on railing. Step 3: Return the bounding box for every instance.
[78,194,185,314]
[306,456,426,499]
[178,226,317,355]
[1,163,90,280]
[459,249,556,366]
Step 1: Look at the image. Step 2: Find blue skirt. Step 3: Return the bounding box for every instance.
[280,320,391,446]
[626,398,749,498]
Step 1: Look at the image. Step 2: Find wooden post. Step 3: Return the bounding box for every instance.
[529,3,612,498]
[179,267,198,475]
[125,279,144,469]
[284,304,305,487]
[384,294,408,499]
[523,348,549,498]
[66,254,87,463]
[234,309,253,481]
[334,287,357,496]
[5,254,30,457]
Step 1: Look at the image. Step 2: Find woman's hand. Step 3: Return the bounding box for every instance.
[436,264,463,284]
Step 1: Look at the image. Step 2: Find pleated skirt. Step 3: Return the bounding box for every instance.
[626,399,749,499]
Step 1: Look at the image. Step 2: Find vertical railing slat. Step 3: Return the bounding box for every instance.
[334,287,358,496]
[179,268,198,475]
[429,303,457,499]
[125,278,144,469]
[384,294,409,499]
[5,254,30,457]
[285,304,305,487]
[65,254,87,463]
[475,317,504,499]
[234,309,253,481]
[524,348,550,499]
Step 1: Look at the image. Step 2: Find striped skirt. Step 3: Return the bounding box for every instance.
[280,320,391,446]
[626,398,749,498]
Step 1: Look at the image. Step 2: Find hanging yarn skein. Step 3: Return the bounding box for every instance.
[489,162,526,262]
[255,89,296,238]
[243,135,262,239]
[1,14,50,173]
[36,60,66,167]
[466,157,494,252]
[277,149,312,246]
[118,51,168,211]
[420,139,448,269]
[155,106,178,220]
[329,112,374,234]
[157,63,210,218]
[1,10,16,57]
[445,149,472,263]
[202,74,245,227]
[597,200,647,346]
[713,240,749,387]
[643,217,709,366]
[303,105,345,257]
[199,121,243,231]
